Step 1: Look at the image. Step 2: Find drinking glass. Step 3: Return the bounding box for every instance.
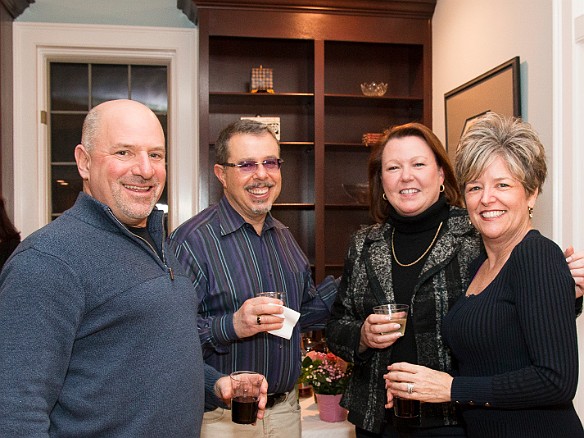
[372,303,409,336]
[373,303,420,419]
[230,371,264,424]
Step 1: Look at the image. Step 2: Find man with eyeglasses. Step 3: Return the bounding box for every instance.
[168,119,338,438]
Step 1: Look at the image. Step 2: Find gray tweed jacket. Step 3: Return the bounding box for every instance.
[326,206,481,433]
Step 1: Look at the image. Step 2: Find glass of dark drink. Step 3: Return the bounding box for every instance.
[394,397,420,419]
[230,371,264,424]
[374,303,420,419]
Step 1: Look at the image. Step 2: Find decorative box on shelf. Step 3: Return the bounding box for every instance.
[251,65,274,93]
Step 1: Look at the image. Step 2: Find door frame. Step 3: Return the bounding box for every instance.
[11,22,198,237]
[552,0,584,415]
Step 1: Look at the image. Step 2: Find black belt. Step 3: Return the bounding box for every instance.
[266,392,287,409]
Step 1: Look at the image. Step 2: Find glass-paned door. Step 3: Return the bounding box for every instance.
[49,62,168,220]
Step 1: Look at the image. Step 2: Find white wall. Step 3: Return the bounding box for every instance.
[433,0,553,236]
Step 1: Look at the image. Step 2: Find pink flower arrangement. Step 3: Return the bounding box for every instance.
[300,351,353,395]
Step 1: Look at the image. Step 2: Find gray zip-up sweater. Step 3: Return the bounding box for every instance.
[326,206,481,433]
[0,192,216,437]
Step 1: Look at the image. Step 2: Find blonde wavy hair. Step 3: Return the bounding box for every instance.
[455,112,547,198]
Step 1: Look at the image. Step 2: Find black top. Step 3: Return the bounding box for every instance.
[0,237,21,272]
[387,195,449,365]
[444,230,584,437]
[128,224,162,259]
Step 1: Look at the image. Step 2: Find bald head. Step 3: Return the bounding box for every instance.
[81,99,163,153]
[74,99,166,227]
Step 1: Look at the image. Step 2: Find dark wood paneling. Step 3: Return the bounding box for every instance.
[189,0,434,281]
[178,0,436,24]
[204,9,430,43]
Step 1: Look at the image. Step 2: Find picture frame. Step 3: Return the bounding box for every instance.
[240,116,281,140]
[444,57,521,164]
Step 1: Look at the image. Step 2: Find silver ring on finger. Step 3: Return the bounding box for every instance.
[406,382,414,395]
[257,315,262,325]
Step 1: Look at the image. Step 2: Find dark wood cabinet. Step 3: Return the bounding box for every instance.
[180,0,436,281]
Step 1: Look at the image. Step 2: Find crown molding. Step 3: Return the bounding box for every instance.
[1,0,34,19]
[178,0,436,24]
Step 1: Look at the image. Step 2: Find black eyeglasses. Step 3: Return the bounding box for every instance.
[220,158,284,173]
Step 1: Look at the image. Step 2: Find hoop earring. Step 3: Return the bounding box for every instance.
[528,206,533,218]
[382,193,387,201]
[439,184,445,193]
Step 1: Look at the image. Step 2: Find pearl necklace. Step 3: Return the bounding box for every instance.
[391,221,444,267]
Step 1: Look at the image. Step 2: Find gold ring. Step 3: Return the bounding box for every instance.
[257,315,262,325]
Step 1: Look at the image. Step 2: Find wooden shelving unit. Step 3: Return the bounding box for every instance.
[180,0,436,281]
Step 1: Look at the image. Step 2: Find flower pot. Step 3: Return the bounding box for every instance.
[315,393,348,422]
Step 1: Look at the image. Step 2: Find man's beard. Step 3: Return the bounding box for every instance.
[251,201,272,215]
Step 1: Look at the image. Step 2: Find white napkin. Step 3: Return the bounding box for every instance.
[268,305,300,340]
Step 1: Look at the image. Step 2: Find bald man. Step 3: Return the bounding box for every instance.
[0,100,266,437]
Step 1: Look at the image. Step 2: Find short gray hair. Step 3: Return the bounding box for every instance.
[80,106,102,152]
[215,119,279,164]
[455,112,547,197]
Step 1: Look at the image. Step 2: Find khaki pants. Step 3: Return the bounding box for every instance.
[201,388,301,438]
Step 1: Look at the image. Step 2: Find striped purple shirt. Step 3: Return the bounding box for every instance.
[168,196,337,394]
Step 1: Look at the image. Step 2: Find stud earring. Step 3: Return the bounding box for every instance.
[528,206,534,218]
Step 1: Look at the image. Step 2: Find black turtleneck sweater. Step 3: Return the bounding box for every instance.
[387,195,450,365]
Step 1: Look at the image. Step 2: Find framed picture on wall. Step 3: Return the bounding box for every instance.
[444,57,521,164]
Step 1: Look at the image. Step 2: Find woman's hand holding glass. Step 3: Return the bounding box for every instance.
[358,313,403,352]
[383,362,453,408]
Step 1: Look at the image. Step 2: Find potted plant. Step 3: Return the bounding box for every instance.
[300,351,353,422]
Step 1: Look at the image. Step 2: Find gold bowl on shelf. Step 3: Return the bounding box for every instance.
[360,82,388,97]
[342,183,369,205]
